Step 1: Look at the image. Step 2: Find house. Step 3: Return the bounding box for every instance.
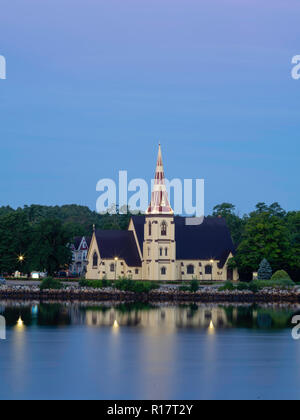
[86,145,238,281]
[70,236,91,276]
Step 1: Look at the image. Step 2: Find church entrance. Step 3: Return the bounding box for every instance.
[227,268,233,281]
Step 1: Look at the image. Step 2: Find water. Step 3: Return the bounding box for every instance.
[0,301,300,400]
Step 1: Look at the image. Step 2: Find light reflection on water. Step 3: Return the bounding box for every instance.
[0,301,300,400]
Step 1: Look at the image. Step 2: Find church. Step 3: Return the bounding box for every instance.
[86,145,238,282]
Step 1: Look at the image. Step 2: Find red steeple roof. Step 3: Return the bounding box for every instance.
[146,144,173,215]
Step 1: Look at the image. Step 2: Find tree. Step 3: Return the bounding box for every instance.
[258,258,272,280]
[236,209,292,279]
[0,211,33,275]
[30,219,72,276]
[212,203,245,246]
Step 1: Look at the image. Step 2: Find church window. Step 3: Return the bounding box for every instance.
[93,252,98,268]
[161,267,166,275]
[205,265,212,275]
[148,247,151,257]
[165,247,168,256]
[160,248,163,257]
[187,264,194,275]
[148,221,152,236]
[110,263,115,272]
[161,221,167,236]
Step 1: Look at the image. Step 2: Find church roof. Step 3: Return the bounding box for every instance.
[131,215,235,268]
[174,217,235,266]
[94,230,142,267]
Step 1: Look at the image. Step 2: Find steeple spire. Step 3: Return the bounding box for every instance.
[146,144,173,215]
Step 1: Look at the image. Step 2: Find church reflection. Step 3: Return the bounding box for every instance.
[0,301,298,331]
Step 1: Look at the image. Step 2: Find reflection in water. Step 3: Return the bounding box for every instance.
[0,301,300,400]
[0,302,298,331]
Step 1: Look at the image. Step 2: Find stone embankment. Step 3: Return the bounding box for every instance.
[0,285,300,303]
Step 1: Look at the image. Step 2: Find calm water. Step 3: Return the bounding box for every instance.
[0,301,300,400]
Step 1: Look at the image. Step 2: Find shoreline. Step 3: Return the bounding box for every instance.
[1,286,300,304]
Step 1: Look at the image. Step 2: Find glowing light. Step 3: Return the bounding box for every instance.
[18,255,25,262]
[113,320,119,329]
[114,257,118,262]
[208,320,215,335]
[17,317,24,327]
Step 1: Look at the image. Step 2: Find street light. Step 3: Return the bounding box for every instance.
[18,255,25,263]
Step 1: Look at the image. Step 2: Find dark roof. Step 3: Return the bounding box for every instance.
[174,217,235,267]
[131,215,235,268]
[131,215,146,252]
[73,237,82,250]
[94,230,142,267]
[73,236,91,250]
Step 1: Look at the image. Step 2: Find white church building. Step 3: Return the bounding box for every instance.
[86,145,238,282]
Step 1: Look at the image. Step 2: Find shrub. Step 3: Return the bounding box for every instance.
[40,277,63,290]
[190,280,199,293]
[179,285,190,292]
[79,279,89,287]
[258,259,272,280]
[220,281,235,291]
[79,279,114,289]
[115,278,159,293]
[248,282,259,293]
[237,282,250,291]
[271,270,292,281]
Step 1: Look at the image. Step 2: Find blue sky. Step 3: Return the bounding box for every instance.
[0,0,299,216]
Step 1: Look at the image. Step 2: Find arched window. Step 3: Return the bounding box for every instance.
[160,248,163,257]
[187,264,194,275]
[205,265,212,275]
[165,247,168,257]
[93,252,98,267]
[148,221,152,236]
[161,221,167,236]
[161,267,166,275]
[110,263,115,272]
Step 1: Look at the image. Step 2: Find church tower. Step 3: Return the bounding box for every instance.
[142,145,176,281]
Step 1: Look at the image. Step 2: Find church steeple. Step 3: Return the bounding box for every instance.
[146,144,173,215]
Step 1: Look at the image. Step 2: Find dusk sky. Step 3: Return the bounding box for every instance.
[0,0,299,216]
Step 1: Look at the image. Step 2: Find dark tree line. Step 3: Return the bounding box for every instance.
[212,202,300,281]
[0,205,131,276]
[0,203,299,280]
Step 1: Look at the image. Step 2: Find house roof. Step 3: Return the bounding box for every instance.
[94,230,142,267]
[131,215,235,268]
[73,236,91,251]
